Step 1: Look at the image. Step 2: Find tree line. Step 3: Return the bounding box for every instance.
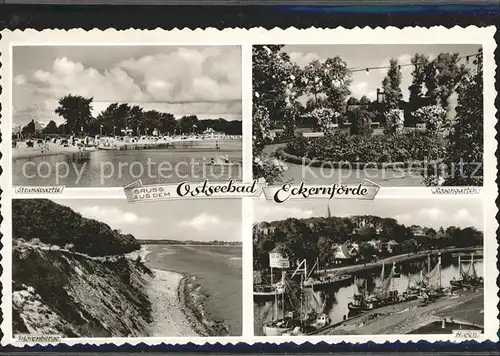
[253,215,483,269]
[12,199,141,256]
[18,96,242,137]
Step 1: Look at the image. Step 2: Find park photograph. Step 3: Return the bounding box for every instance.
[11,45,243,187]
[252,44,483,187]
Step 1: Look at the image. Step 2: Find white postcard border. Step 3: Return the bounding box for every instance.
[0,26,498,346]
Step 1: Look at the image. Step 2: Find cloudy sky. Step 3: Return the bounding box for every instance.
[13,45,242,127]
[284,44,481,102]
[53,199,242,242]
[255,198,482,230]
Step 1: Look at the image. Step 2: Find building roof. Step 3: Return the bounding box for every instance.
[333,244,352,259]
[270,245,286,254]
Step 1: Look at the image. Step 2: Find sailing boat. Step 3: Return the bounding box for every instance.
[302,257,352,290]
[254,270,286,299]
[347,277,369,314]
[419,254,443,302]
[348,262,400,313]
[450,253,483,289]
[263,260,331,336]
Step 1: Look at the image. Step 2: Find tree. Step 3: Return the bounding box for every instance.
[42,120,58,135]
[302,57,351,113]
[54,95,94,135]
[347,107,374,136]
[177,115,199,134]
[159,113,177,135]
[426,53,467,110]
[443,49,483,186]
[381,59,403,109]
[359,95,371,105]
[21,120,36,137]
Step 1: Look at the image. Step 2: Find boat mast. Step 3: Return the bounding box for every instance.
[427,253,431,274]
[458,254,462,276]
[391,262,396,292]
[438,254,442,289]
[282,272,286,319]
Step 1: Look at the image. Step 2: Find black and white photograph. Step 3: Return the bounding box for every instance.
[253,198,484,336]
[12,198,242,337]
[12,45,242,187]
[253,44,483,187]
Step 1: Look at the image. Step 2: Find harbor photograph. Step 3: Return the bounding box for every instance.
[12,198,242,337]
[253,44,483,187]
[253,198,484,336]
[11,45,242,187]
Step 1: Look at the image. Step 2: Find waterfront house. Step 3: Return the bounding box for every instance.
[411,225,426,237]
[331,243,355,266]
[384,240,401,254]
[269,246,290,269]
[367,239,382,251]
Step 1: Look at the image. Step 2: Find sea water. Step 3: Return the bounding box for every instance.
[13,145,242,187]
[146,244,242,336]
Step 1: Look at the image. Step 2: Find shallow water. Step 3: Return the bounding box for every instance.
[146,244,242,336]
[13,143,242,187]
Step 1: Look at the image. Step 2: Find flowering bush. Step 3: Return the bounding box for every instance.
[253,154,285,185]
[412,105,447,134]
[252,104,271,156]
[285,131,446,164]
[383,109,404,135]
[309,107,341,135]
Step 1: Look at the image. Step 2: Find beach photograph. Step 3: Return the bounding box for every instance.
[12,198,242,337]
[253,44,483,187]
[253,198,484,336]
[12,45,242,187]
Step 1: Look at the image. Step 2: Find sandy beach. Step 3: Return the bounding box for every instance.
[12,143,97,160]
[147,268,199,337]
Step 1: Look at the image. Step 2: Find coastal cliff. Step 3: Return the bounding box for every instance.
[12,199,155,337]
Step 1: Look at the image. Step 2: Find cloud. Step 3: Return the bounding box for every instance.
[13,46,242,126]
[179,212,228,231]
[350,81,369,97]
[288,52,321,67]
[256,202,314,222]
[78,206,152,227]
[396,207,480,230]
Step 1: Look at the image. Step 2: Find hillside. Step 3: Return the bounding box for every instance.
[13,199,140,256]
[12,199,154,337]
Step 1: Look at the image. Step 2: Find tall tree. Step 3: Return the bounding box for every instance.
[177,115,199,134]
[21,120,36,137]
[444,49,483,186]
[54,95,94,135]
[425,53,467,110]
[159,113,177,135]
[42,120,58,134]
[381,59,403,109]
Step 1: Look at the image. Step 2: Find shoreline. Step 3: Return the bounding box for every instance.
[146,268,199,337]
[144,242,231,337]
[12,145,97,160]
[320,247,483,276]
[13,138,242,161]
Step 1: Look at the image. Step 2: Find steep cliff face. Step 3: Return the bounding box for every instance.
[13,243,154,337]
[12,199,154,338]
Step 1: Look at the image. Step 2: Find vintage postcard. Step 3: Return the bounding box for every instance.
[0,27,498,346]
